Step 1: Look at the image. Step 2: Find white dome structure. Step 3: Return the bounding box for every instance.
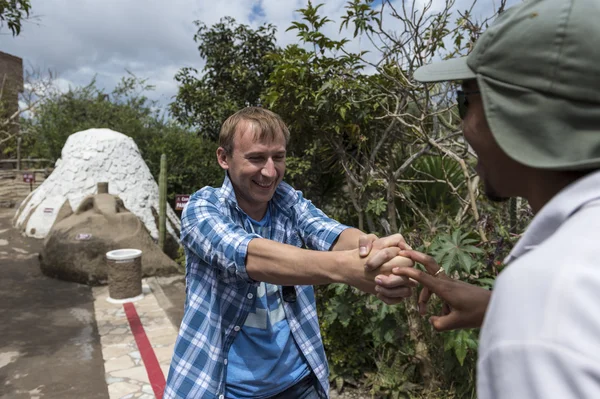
[13,128,180,241]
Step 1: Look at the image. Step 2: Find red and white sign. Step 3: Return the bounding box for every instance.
[23,172,35,183]
[175,195,190,211]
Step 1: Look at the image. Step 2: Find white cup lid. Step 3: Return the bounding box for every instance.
[106,249,142,261]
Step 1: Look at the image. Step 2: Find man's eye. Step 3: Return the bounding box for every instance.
[274,156,285,161]
[249,157,263,162]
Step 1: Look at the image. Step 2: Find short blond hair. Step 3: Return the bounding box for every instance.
[219,107,290,155]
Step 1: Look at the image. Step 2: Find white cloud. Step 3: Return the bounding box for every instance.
[2,0,521,110]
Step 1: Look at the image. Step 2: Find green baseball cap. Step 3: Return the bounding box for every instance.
[414,0,600,171]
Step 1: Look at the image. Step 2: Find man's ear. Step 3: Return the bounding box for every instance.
[216,147,229,170]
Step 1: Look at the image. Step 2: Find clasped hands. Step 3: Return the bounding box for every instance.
[355,233,491,331]
[353,233,417,305]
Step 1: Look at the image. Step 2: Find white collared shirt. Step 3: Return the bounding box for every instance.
[478,170,600,399]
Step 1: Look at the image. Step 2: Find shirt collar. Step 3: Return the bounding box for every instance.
[505,170,600,264]
[219,173,298,217]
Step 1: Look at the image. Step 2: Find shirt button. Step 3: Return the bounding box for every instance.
[219,395,225,399]
[234,325,240,332]
[247,293,254,299]
[224,359,228,365]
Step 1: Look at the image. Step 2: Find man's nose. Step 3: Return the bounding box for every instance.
[261,158,277,178]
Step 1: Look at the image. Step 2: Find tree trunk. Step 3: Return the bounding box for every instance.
[387,169,398,234]
[366,213,376,233]
[16,135,22,171]
[357,212,364,232]
[405,293,439,392]
[158,154,167,251]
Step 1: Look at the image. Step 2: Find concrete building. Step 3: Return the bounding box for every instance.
[0,51,24,162]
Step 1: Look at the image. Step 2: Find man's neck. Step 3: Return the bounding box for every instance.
[237,199,269,221]
[525,170,589,214]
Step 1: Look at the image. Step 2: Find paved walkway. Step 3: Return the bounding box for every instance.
[93,281,179,399]
[0,208,109,399]
[1,204,361,399]
[0,207,183,399]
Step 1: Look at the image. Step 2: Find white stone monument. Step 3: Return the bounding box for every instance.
[13,128,181,242]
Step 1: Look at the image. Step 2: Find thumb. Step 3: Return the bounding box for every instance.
[429,311,461,332]
[358,233,377,257]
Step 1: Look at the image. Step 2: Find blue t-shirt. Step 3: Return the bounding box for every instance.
[225,209,310,398]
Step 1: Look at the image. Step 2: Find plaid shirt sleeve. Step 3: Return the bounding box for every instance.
[291,191,349,251]
[181,193,260,283]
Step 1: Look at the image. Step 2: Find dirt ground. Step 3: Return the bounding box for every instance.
[0,198,371,398]
[0,207,109,399]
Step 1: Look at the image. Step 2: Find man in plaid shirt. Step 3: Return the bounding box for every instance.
[164,107,414,399]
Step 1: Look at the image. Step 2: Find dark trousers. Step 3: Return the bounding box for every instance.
[266,374,321,399]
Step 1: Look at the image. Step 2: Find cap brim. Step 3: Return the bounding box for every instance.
[414,57,476,83]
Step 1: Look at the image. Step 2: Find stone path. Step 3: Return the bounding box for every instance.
[93,281,178,399]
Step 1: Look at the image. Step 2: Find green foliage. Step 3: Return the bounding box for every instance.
[429,229,484,275]
[365,349,420,399]
[367,197,387,217]
[317,285,374,384]
[0,0,31,36]
[143,125,222,201]
[406,156,465,213]
[170,17,279,140]
[23,73,223,203]
[25,74,160,161]
[175,246,186,273]
[9,1,521,397]
[443,330,478,367]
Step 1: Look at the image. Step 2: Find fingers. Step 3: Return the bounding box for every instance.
[398,241,412,251]
[377,293,406,305]
[418,286,431,315]
[374,274,415,297]
[375,273,418,289]
[365,247,400,271]
[391,266,440,292]
[381,255,415,271]
[398,250,442,276]
[372,233,408,250]
[358,233,378,257]
[429,311,462,331]
[375,285,412,299]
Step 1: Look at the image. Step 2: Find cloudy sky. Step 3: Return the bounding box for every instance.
[2,0,518,110]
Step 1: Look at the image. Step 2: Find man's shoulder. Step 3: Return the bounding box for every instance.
[183,186,228,220]
[272,181,304,215]
[484,202,600,350]
[189,185,224,205]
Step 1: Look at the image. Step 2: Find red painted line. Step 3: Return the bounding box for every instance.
[123,302,166,399]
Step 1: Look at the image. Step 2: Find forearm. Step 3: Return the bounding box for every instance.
[246,238,350,285]
[330,228,364,251]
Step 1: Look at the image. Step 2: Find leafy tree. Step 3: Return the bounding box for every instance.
[266,1,516,396]
[171,17,279,140]
[24,74,160,161]
[0,0,31,36]
[23,74,223,201]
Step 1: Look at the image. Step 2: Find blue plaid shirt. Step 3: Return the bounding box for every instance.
[164,175,349,399]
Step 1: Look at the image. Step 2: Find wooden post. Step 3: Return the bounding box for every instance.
[158,154,167,251]
[97,182,109,194]
[16,135,22,171]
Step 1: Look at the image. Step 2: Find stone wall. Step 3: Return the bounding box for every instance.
[0,51,24,161]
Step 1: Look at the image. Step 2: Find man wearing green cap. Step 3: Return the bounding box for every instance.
[387,0,600,397]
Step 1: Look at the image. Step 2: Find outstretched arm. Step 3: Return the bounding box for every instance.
[246,236,412,296]
[391,249,491,330]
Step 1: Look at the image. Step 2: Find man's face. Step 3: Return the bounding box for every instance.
[217,121,286,217]
[461,80,514,202]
